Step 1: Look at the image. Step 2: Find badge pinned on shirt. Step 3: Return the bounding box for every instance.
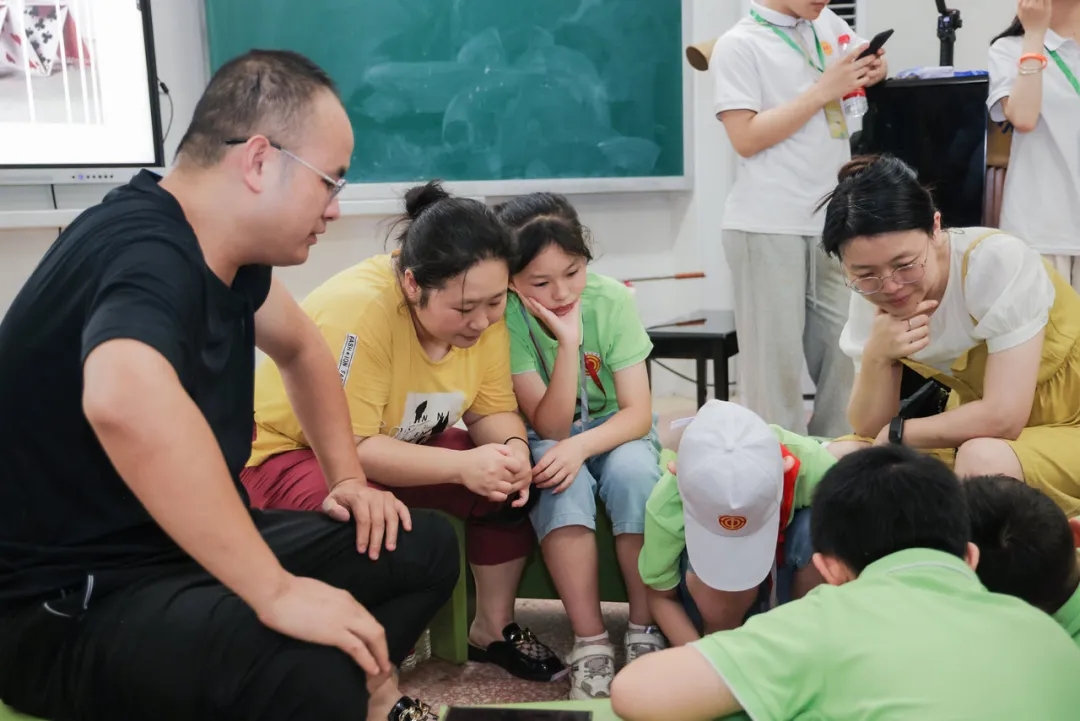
[583,352,605,393]
[821,40,834,56]
[824,100,850,140]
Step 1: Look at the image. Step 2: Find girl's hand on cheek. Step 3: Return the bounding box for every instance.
[521,295,581,348]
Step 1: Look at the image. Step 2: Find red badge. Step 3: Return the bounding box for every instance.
[583,352,605,392]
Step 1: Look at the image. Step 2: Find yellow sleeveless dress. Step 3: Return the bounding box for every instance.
[845,230,1080,517]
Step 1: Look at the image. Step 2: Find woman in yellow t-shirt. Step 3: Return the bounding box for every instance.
[242,182,565,683]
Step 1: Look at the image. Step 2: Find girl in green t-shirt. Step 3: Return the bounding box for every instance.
[496,193,664,700]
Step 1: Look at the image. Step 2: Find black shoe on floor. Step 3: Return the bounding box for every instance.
[388,696,437,721]
[468,622,568,682]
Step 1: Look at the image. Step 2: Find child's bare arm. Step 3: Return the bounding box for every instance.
[612,646,743,721]
[572,361,652,458]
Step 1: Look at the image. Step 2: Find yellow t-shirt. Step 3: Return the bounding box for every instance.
[248,254,518,467]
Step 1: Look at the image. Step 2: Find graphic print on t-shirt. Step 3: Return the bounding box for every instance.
[338,333,358,385]
[393,391,466,444]
[583,351,606,394]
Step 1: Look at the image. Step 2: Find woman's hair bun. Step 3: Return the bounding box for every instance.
[818,153,936,259]
[404,180,450,221]
[837,154,884,183]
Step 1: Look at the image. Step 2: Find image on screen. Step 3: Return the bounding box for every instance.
[0,0,162,169]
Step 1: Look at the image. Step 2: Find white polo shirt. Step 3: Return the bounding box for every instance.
[711,3,863,237]
[988,30,1080,255]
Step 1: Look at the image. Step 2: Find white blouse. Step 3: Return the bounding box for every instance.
[839,229,1056,374]
[988,31,1080,255]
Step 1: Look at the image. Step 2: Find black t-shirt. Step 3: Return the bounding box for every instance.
[0,170,272,606]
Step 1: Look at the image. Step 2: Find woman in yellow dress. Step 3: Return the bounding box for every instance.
[823,154,1080,517]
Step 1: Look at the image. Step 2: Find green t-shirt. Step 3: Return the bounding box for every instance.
[1053,582,1080,649]
[505,272,652,420]
[638,426,836,592]
[695,549,1080,720]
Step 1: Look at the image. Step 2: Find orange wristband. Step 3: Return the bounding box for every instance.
[1018,53,1049,74]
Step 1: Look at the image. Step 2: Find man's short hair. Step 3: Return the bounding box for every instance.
[965,475,1078,613]
[811,445,969,574]
[176,49,338,167]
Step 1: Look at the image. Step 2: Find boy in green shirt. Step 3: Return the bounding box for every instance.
[612,445,1080,721]
[638,400,837,645]
[965,474,1080,647]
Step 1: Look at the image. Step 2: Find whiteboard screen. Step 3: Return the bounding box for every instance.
[0,0,163,169]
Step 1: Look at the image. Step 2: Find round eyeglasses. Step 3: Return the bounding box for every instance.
[846,261,926,295]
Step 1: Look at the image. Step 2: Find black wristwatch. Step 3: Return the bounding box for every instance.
[888,416,905,445]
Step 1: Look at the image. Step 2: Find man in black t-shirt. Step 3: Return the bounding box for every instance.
[0,50,455,721]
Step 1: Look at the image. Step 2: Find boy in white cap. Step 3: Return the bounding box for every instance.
[638,400,837,645]
[613,446,1080,721]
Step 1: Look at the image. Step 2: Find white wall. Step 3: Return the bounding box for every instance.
[0,0,1018,399]
[866,0,1016,73]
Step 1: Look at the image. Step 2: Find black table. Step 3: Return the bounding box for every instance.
[646,310,739,408]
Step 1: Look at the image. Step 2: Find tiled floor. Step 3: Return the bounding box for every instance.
[399,600,630,707]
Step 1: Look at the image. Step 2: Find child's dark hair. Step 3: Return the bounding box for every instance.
[493,192,593,275]
[817,154,937,259]
[392,180,512,306]
[811,445,970,573]
[964,475,1079,614]
[991,17,1024,45]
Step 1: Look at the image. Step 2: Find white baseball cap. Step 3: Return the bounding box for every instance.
[677,400,784,592]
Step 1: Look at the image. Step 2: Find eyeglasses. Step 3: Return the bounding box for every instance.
[224,137,347,200]
[846,262,926,295]
[845,242,930,295]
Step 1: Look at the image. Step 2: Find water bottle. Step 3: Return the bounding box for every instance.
[838,34,869,119]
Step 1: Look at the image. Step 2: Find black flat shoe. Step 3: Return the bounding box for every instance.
[468,622,568,682]
[388,696,437,721]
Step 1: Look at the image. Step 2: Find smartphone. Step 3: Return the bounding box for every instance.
[857,29,894,59]
[443,709,591,721]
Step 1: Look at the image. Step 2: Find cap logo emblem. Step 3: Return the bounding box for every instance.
[718,515,747,531]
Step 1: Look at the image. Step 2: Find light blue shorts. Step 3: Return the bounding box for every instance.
[677,507,815,632]
[527,413,661,541]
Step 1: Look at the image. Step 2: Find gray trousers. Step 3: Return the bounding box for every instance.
[722,231,854,438]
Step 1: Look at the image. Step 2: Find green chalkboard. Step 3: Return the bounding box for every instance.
[204,0,685,185]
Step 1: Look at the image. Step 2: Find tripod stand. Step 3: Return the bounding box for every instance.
[936,0,963,66]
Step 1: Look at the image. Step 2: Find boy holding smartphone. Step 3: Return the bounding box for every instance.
[713,1,886,438]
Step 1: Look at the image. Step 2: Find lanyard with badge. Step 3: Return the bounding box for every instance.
[517,303,604,423]
[1047,46,1080,97]
[749,9,849,140]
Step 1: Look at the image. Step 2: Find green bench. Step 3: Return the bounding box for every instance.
[429,450,679,663]
[0,705,33,721]
[427,504,629,665]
